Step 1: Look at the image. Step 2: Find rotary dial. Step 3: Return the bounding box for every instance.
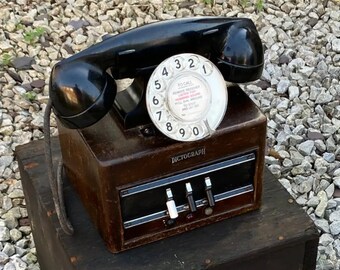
[146,53,228,142]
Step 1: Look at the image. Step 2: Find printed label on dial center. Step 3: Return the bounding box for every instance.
[167,74,210,122]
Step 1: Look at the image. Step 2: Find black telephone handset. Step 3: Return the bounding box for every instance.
[50,17,263,130]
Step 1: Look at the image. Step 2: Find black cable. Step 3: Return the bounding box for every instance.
[43,99,74,235]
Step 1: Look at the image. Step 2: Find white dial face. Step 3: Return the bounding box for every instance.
[146,53,228,142]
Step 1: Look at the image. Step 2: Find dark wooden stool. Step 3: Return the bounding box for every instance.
[16,139,319,270]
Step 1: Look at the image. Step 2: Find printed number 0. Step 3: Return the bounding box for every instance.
[193,127,199,136]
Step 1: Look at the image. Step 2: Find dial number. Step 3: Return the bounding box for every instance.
[166,122,173,132]
[187,56,199,70]
[174,59,181,69]
[171,57,185,72]
[153,96,159,105]
[179,128,185,137]
[152,95,163,107]
[156,111,162,121]
[176,126,190,140]
[162,67,169,76]
[201,62,213,76]
[154,79,162,90]
[188,58,195,68]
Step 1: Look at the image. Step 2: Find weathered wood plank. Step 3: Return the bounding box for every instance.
[16,139,319,270]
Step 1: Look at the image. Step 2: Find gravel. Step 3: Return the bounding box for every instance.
[0,0,339,269]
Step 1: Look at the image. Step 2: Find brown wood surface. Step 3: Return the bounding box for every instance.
[16,138,319,270]
[56,86,267,252]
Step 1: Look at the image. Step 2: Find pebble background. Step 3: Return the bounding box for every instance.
[0,0,339,269]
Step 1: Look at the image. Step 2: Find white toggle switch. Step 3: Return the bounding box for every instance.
[166,188,178,219]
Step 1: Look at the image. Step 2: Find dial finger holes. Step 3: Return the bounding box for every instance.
[171,56,185,71]
[186,55,199,70]
[151,94,164,108]
[201,61,213,76]
[176,126,191,140]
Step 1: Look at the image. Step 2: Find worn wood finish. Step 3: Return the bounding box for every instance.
[56,86,267,252]
[16,139,319,270]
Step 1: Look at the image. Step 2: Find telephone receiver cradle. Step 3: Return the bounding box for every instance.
[50,16,264,130]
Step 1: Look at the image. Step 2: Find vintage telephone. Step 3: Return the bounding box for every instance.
[46,17,267,253]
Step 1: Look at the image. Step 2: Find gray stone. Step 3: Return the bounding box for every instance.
[4,262,15,270]
[0,251,9,264]
[296,195,307,205]
[327,199,337,209]
[18,226,31,235]
[315,140,327,152]
[30,79,45,89]
[68,19,89,30]
[330,221,340,235]
[9,229,22,242]
[288,86,299,99]
[0,227,10,241]
[3,215,18,230]
[2,243,15,256]
[318,180,331,193]
[319,233,334,246]
[323,153,336,163]
[27,264,40,270]
[300,66,314,77]
[2,196,12,212]
[8,190,24,199]
[279,54,291,64]
[315,219,330,233]
[289,149,304,165]
[326,137,336,152]
[316,91,333,104]
[0,156,14,170]
[307,196,319,207]
[12,57,35,70]
[315,191,328,218]
[329,210,340,222]
[277,79,290,94]
[21,253,37,265]
[15,246,27,257]
[325,184,335,199]
[268,164,281,177]
[15,239,29,249]
[297,140,315,156]
[297,179,313,194]
[334,177,340,188]
[332,39,340,53]
[11,257,27,270]
[289,135,304,145]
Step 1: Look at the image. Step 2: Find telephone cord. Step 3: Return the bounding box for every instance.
[43,99,74,235]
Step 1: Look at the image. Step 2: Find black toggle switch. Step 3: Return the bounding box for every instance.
[205,177,215,207]
[185,182,197,212]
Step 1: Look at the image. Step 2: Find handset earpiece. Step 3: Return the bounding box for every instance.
[49,60,117,129]
[214,20,264,83]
